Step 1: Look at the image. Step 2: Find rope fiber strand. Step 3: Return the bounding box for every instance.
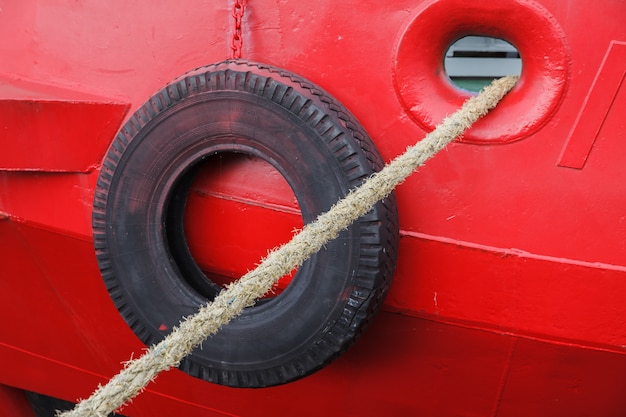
[58,75,518,417]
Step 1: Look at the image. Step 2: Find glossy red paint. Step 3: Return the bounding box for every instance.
[0,0,625,416]
[557,41,626,169]
[393,0,569,144]
[0,77,129,172]
[184,153,302,291]
[0,384,36,417]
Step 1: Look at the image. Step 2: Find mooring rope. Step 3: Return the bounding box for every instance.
[58,75,517,417]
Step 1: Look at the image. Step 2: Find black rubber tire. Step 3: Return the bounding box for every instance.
[93,60,399,388]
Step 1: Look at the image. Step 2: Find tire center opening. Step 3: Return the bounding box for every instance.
[167,151,303,302]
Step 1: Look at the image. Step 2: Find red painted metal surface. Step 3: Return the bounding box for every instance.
[185,153,302,290]
[393,0,569,143]
[0,77,129,172]
[0,384,36,417]
[558,41,626,169]
[0,0,625,416]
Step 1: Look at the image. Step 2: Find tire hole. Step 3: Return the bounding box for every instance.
[169,152,303,301]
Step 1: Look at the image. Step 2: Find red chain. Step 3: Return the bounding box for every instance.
[231,0,245,59]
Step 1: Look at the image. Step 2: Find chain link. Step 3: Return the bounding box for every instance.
[231,0,245,59]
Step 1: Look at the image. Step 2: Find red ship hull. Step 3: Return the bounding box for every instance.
[1,1,626,415]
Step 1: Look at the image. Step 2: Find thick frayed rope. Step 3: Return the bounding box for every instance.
[58,75,517,417]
